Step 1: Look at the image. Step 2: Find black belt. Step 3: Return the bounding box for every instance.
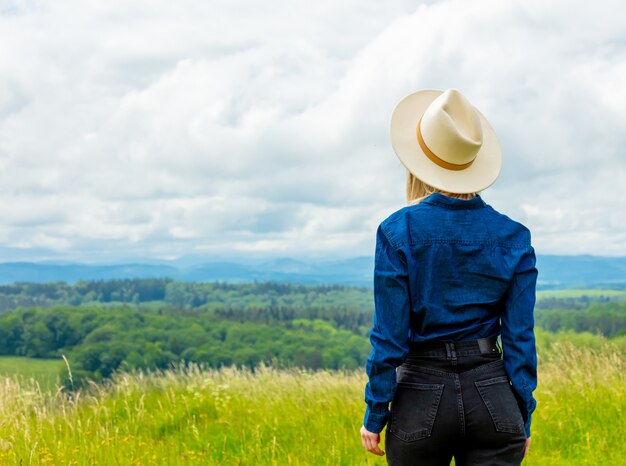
[407,336,501,357]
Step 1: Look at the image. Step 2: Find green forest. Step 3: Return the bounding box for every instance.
[0,279,624,387]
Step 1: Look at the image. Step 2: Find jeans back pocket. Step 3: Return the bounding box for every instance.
[388,381,444,442]
[474,375,525,434]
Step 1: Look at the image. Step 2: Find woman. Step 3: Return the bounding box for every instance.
[360,89,537,465]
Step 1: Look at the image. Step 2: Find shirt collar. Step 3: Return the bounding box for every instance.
[420,192,487,209]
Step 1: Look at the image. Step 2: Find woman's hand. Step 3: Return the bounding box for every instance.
[360,425,385,456]
[524,437,531,458]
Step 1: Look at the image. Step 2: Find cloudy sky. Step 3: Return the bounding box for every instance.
[0,0,624,264]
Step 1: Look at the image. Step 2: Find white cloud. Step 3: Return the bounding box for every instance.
[0,0,624,263]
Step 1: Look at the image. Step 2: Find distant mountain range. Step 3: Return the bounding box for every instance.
[0,255,624,289]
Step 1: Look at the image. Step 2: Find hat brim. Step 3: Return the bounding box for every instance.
[390,89,502,193]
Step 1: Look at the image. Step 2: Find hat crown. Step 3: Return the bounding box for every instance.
[420,89,483,165]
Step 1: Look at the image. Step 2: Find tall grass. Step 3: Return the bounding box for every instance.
[530,333,626,465]
[0,332,623,465]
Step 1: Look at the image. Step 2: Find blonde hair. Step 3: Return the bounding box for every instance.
[406,170,479,205]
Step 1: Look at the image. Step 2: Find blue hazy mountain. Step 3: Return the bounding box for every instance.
[0,255,624,289]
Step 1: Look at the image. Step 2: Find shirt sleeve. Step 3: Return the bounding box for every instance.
[500,239,538,438]
[363,223,411,433]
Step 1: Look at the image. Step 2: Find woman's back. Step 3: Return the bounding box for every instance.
[378,191,535,343]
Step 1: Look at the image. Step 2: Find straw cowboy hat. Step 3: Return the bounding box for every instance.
[390,88,502,193]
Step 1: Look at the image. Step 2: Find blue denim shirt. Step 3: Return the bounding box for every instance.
[363,192,538,438]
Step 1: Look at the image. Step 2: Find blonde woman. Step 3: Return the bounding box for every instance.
[360,89,537,465]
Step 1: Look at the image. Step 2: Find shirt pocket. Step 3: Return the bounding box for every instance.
[387,381,445,442]
[474,375,525,434]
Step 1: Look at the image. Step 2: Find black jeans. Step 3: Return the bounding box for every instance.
[385,338,527,466]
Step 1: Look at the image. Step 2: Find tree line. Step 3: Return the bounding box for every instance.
[0,304,370,387]
[0,279,373,314]
[534,302,626,338]
[1,279,622,314]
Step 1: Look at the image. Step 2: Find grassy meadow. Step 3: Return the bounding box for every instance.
[0,328,623,465]
[0,356,64,393]
[536,288,626,299]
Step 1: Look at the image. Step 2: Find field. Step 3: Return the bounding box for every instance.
[0,329,624,465]
[536,288,626,299]
[0,356,64,392]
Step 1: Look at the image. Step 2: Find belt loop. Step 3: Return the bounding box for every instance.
[445,342,457,359]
